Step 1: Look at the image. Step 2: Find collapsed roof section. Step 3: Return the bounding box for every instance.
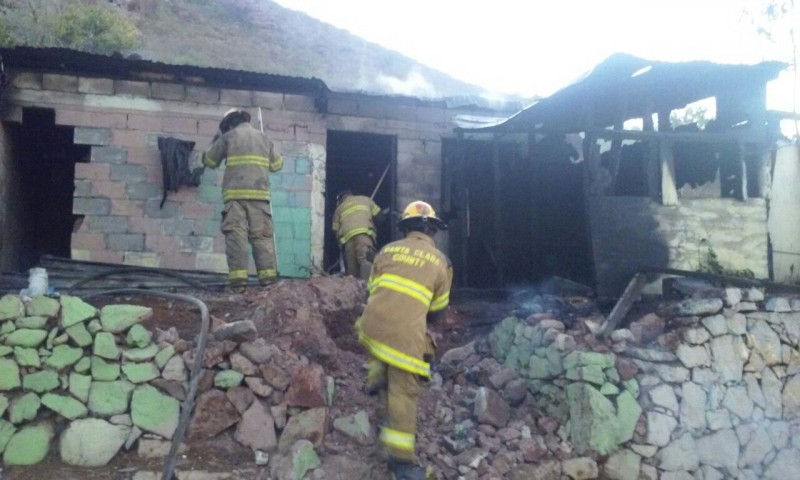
[460,53,788,134]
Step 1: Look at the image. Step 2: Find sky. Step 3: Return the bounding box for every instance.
[272,0,798,115]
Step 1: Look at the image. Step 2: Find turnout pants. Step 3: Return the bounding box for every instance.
[221,199,277,285]
[344,233,375,280]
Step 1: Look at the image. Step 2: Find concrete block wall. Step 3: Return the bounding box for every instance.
[6,71,326,278]
[590,197,769,296]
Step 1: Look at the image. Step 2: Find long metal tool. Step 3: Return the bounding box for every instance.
[370,162,391,200]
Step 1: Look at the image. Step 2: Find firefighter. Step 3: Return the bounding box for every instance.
[331,190,384,280]
[356,200,452,480]
[202,108,283,291]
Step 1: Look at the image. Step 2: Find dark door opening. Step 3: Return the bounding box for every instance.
[2,108,89,271]
[324,131,396,272]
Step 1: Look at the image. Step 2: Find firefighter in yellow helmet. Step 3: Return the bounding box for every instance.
[202,108,283,291]
[357,200,452,480]
[331,190,385,280]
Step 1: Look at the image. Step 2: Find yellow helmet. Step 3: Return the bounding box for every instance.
[398,200,446,229]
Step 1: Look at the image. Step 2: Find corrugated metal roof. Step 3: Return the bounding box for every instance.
[460,53,788,133]
[0,46,329,98]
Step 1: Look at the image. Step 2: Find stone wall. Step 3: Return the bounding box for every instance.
[589,196,769,297]
[490,286,800,479]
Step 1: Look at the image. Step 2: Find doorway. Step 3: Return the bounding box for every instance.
[1,108,89,271]
[324,131,396,272]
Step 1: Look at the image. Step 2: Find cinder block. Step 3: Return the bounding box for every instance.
[143,198,178,218]
[181,202,215,219]
[163,251,196,270]
[220,89,253,107]
[386,105,416,122]
[186,86,220,104]
[123,252,162,268]
[144,234,177,251]
[127,114,163,131]
[416,106,447,124]
[115,80,150,97]
[253,91,284,110]
[43,74,78,92]
[199,119,220,136]
[196,185,222,203]
[75,163,110,181]
[73,198,110,215]
[11,72,42,90]
[295,158,310,175]
[71,233,106,250]
[71,249,91,261]
[127,182,162,200]
[162,218,195,236]
[75,128,111,146]
[162,116,197,134]
[179,235,214,253]
[78,77,114,95]
[89,251,125,264]
[74,179,92,197]
[357,99,387,119]
[326,97,358,116]
[106,233,144,252]
[196,253,228,273]
[110,199,145,216]
[284,94,316,113]
[151,82,185,101]
[91,146,128,164]
[88,215,129,233]
[110,164,147,183]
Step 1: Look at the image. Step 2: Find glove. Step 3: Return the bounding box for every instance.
[189,167,205,186]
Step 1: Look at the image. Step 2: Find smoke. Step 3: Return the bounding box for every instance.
[375,68,438,98]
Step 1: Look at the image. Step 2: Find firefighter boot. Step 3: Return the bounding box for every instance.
[388,459,425,480]
[365,358,387,395]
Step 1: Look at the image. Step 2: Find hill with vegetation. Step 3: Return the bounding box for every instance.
[0,0,497,99]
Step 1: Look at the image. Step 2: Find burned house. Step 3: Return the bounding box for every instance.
[0,48,793,296]
[450,53,795,296]
[0,46,513,282]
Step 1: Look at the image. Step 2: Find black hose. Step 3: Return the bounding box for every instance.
[82,289,210,480]
[67,267,208,293]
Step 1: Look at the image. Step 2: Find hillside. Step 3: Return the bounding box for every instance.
[0,0,494,99]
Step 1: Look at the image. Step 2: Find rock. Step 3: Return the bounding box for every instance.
[646,411,677,447]
[125,426,142,450]
[123,344,160,362]
[765,296,791,312]
[9,392,41,424]
[441,342,475,365]
[230,352,258,376]
[65,322,93,347]
[154,345,176,369]
[100,304,152,333]
[162,355,187,382]
[519,436,547,463]
[561,456,598,479]
[0,295,24,321]
[679,382,707,432]
[671,298,723,316]
[60,295,97,328]
[187,389,240,441]
[6,328,48,348]
[88,380,136,416]
[91,355,121,381]
[270,439,320,480]
[41,393,88,420]
[683,327,710,345]
[245,377,274,397]
[271,404,288,430]
[765,447,800,478]
[60,418,130,466]
[0,419,16,452]
[604,450,641,480]
[474,387,510,428]
[502,378,528,406]
[509,460,561,480]
[214,369,244,389]
[710,335,746,383]
[701,314,728,336]
[649,384,679,413]
[131,385,180,439]
[615,358,638,380]
[285,364,327,408]
[0,358,21,390]
[615,390,641,444]
[567,383,618,455]
[627,348,677,363]
[126,324,152,348]
[695,429,739,472]
[675,344,711,368]
[22,370,59,393]
[748,320,782,365]
[762,368,783,419]
[278,407,327,453]
[332,410,372,445]
[239,338,280,364]
[260,363,290,391]
[149,378,186,401]
[723,385,754,420]
[16,316,48,329]
[630,315,666,345]
[740,424,773,467]
[657,433,699,471]
[3,423,53,465]
[110,414,132,426]
[25,295,59,318]
[226,386,255,414]
[94,332,121,360]
[74,356,90,373]
[45,344,84,370]
[0,395,8,417]
[137,438,186,458]
[319,455,371,480]
[212,320,258,343]
[234,400,277,452]
[122,363,160,383]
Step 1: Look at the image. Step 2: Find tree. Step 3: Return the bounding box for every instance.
[53,4,140,54]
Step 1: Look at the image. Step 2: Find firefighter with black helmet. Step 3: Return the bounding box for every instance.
[202,108,283,291]
[356,200,452,480]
